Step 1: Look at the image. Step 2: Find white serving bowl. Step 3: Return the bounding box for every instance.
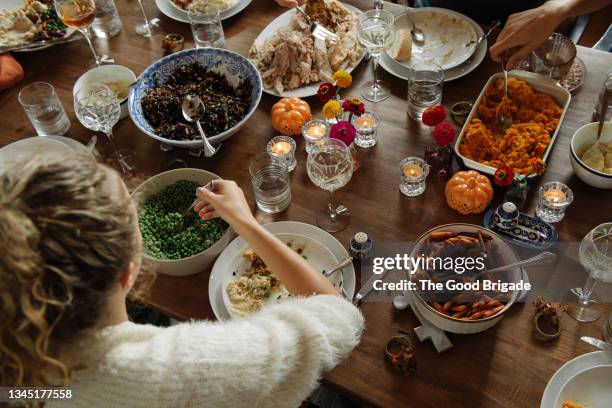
[554,365,612,408]
[73,64,137,120]
[570,122,612,189]
[131,168,231,276]
[411,223,524,334]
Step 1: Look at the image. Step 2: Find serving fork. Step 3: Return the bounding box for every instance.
[295,6,338,43]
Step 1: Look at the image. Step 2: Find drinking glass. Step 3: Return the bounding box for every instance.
[407,62,444,122]
[568,223,612,322]
[189,10,225,48]
[592,71,612,122]
[249,153,292,214]
[531,33,576,80]
[55,0,113,66]
[74,83,133,173]
[357,9,396,102]
[18,82,71,136]
[307,139,354,232]
[135,0,160,38]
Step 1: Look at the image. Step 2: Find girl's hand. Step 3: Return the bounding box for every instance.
[194,180,256,230]
[275,0,306,8]
[489,1,566,69]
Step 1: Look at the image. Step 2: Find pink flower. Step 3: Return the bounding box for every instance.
[330,121,356,146]
[432,122,456,145]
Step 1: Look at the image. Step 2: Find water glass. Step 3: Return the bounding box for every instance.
[530,33,576,80]
[592,71,612,122]
[407,62,444,122]
[399,157,429,197]
[351,111,381,148]
[267,136,297,172]
[249,152,291,214]
[189,10,224,48]
[302,120,329,154]
[18,82,71,136]
[535,182,573,223]
[92,0,122,38]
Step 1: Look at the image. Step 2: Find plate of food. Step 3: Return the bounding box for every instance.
[222,233,343,318]
[154,0,252,23]
[0,0,77,53]
[541,352,612,408]
[379,9,485,82]
[410,224,525,334]
[128,48,262,149]
[209,221,356,321]
[454,70,571,178]
[249,0,365,98]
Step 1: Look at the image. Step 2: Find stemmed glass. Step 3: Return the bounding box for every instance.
[54,0,113,66]
[74,84,134,174]
[357,9,396,102]
[568,223,612,322]
[135,0,161,38]
[306,139,354,232]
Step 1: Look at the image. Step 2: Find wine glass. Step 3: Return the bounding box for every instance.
[306,139,354,232]
[55,0,113,66]
[357,9,396,102]
[568,223,612,322]
[136,0,161,38]
[74,84,134,174]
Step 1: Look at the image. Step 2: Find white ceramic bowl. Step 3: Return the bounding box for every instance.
[221,233,342,318]
[73,65,137,120]
[411,223,524,334]
[570,122,612,189]
[554,365,612,408]
[131,168,231,276]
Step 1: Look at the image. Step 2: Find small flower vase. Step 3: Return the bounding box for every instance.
[504,175,529,209]
[424,143,453,178]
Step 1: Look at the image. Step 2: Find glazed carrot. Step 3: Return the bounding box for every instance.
[429,231,454,241]
[482,305,505,317]
[431,302,444,313]
[450,304,468,312]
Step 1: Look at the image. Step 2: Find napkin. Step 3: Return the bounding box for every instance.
[0,54,24,92]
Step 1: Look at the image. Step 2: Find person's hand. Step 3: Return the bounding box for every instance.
[275,0,306,8]
[194,180,256,229]
[489,1,566,69]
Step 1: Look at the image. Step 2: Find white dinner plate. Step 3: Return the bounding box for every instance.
[379,9,485,82]
[221,232,344,318]
[554,365,612,408]
[251,3,365,98]
[155,0,252,23]
[209,221,356,321]
[1,0,77,53]
[541,351,612,408]
[0,137,70,174]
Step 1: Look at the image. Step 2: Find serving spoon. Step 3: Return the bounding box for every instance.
[464,19,500,48]
[497,51,513,133]
[181,95,216,158]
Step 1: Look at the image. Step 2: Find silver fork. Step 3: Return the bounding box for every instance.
[295,6,338,43]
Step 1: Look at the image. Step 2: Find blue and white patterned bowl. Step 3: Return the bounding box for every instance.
[128,48,263,148]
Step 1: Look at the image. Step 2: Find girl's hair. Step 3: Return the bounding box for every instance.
[0,153,142,387]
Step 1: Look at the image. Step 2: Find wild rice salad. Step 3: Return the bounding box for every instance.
[141,63,252,141]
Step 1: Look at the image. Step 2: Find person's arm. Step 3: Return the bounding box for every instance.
[194,180,339,297]
[490,0,612,68]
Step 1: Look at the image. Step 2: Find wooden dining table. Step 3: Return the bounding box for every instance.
[2,0,612,406]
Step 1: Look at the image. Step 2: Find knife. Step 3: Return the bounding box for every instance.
[353,270,389,305]
[581,336,612,351]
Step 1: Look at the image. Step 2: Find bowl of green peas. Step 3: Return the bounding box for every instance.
[132,168,231,276]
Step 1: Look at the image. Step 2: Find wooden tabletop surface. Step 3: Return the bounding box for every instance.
[1,1,612,407]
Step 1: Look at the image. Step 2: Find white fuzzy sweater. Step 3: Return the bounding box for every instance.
[49,295,364,408]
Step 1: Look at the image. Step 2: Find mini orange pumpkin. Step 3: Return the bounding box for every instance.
[445,170,493,215]
[271,97,312,136]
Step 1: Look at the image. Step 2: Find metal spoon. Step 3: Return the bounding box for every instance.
[323,256,353,278]
[497,51,513,133]
[465,19,500,48]
[581,336,612,351]
[596,87,611,141]
[181,95,216,158]
[407,15,425,45]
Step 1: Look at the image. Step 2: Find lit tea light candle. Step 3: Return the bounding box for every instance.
[544,188,567,203]
[351,111,381,149]
[355,114,375,129]
[306,124,326,139]
[403,163,423,178]
[302,120,329,154]
[267,135,297,172]
[271,141,292,155]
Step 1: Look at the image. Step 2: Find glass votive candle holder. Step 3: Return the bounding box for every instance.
[351,111,381,148]
[302,120,329,154]
[399,157,430,197]
[536,182,574,223]
[267,136,297,172]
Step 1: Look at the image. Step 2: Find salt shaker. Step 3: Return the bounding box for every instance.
[351,232,373,260]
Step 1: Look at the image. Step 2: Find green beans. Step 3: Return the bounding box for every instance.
[139,180,228,260]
